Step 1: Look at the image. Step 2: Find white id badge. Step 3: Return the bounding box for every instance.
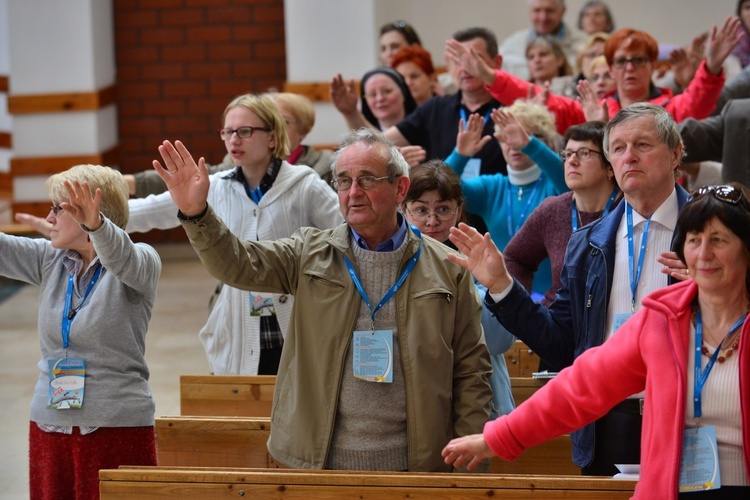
[679,426,721,492]
[353,330,393,383]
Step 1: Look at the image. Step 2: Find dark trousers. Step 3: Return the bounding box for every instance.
[679,487,750,499]
[581,401,643,476]
[258,345,283,375]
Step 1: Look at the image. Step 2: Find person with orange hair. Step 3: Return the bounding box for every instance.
[446,18,743,131]
[391,45,438,106]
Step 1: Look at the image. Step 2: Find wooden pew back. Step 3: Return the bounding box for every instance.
[100,467,635,499]
[155,416,579,475]
[180,373,547,417]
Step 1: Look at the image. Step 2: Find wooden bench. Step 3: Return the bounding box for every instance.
[180,374,275,417]
[100,467,635,499]
[180,373,548,417]
[504,340,542,377]
[155,416,579,475]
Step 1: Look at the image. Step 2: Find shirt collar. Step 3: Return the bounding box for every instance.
[62,251,102,290]
[619,187,679,238]
[350,212,408,252]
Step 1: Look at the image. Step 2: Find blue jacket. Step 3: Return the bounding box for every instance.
[486,184,689,467]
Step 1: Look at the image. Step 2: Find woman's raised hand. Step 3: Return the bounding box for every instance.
[491,109,530,150]
[456,113,492,157]
[62,180,103,231]
[153,140,210,217]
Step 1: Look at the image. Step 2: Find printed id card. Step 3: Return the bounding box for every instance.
[353,330,393,383]
[47,357,85,409]
[679,426,721,492]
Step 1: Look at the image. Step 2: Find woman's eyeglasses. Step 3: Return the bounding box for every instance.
[688,185,745,204]
[50,204,64,215]
[219,126,271,140]
[559,148,603,161]
[406,206,458,222]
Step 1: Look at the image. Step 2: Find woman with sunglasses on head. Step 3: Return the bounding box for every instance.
[127,94,342,377]
[445,19,743,131]
[401,160,516,419]
[378,20,422,67]
[444,182,750,498]
[0,164,161,499]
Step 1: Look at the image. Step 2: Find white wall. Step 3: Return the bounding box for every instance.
[285,0,741,145]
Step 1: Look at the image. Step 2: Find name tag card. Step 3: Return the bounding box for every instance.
[47,357,86,410]
[353,330,393,383]
[679,426,721,492]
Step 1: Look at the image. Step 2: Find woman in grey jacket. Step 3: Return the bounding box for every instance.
[0,164,161,499]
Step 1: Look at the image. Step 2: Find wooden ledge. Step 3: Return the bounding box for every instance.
[8,84,117,114]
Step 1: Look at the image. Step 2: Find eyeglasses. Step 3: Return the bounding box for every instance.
[406,206,459,222]
[688,185,745,204]
[50,204,64,216]
[588,72,612,83]
[219,126,271,140]
[560,147,603,161]
[609,56,651,70]
[331,175,392,191]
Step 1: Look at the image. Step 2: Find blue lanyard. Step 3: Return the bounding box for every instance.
[693,307,745,419]
[246,185,263,204]
[626,204,651,313]
[571,187,619,231]
[459,108,492,130]
[506,176,543,236]
[61,265,103,349]
[343,227,422,329]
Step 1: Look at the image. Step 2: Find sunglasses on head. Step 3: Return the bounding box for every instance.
[688,185,744,205]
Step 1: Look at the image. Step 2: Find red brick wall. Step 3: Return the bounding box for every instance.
[113,0,286,242]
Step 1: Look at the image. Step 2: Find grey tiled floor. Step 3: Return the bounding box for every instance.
[0,244,215,499]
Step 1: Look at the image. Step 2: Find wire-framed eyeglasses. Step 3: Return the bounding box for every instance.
[331,176,392,191]
[560,147,603,161]
[406,206,459,222]
[50,204,64,216]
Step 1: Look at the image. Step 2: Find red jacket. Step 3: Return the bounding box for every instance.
[486,60,724,134]
[484,280,750,499]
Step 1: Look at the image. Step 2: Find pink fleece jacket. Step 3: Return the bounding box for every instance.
[484,280,750,499]
[486,60,724,133]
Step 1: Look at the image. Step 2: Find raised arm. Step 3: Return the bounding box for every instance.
[329,73,378,130]
[152,140,211,217]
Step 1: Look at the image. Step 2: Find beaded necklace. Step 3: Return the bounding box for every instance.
[693,305,746,363]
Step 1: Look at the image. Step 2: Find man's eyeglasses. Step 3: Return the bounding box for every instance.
[219,126,271,140]
[406,206,459,222]
[609,56,651,70]
[560,147,603,161]
[331,176,392,191]
[688,185,745,204]
[50,204,64,216]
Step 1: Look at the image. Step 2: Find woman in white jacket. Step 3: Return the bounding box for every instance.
[128,94,342,375]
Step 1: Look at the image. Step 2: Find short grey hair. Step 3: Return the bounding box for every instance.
[603,103,685,161]
[330,128,410,179]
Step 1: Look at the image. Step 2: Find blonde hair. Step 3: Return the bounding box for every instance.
[46,164,130,229]
[496,100,558,150]
[222,94,290,159]
[576,32,609,73]
[265,92,316,137]
[585,54,609,79]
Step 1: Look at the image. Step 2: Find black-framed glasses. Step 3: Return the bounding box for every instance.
[560,147,603,161]
[219,126,271,140]
[609,56,651,70]
[331,176,392,192]
[50,204,64,216]
[406,206,459,222]
[688,185,745,204]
